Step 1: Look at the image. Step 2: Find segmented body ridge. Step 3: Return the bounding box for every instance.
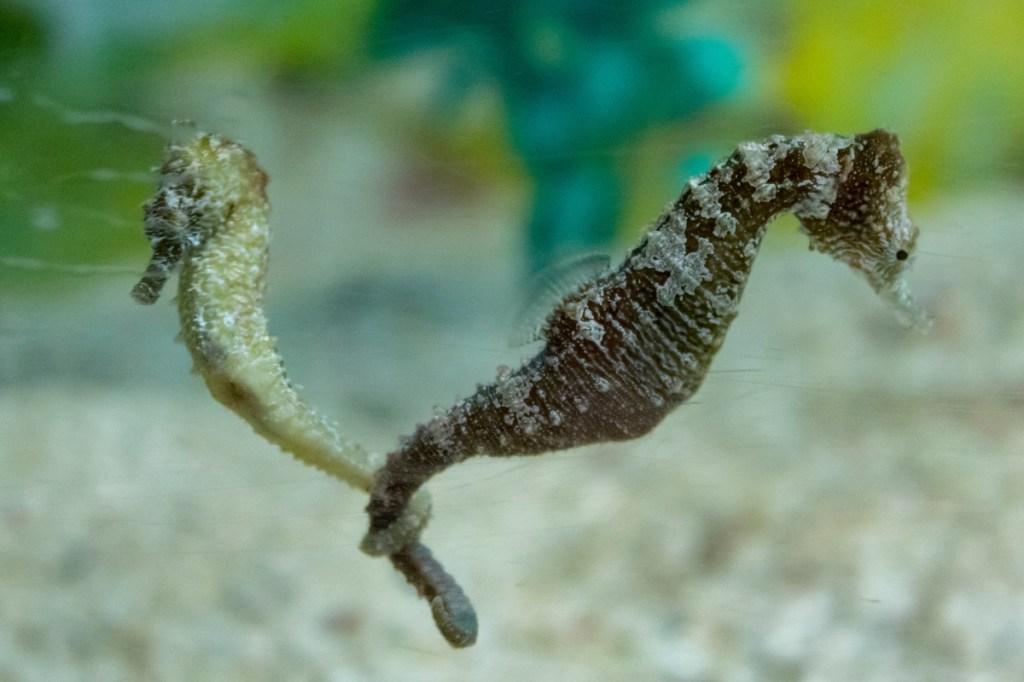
[366,129,924,543]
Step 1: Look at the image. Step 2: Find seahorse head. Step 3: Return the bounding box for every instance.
[132,133,269,304]
[797,129,930,330]
[155,133,268,234]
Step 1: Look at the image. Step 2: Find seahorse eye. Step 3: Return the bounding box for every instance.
[895,249,909,261]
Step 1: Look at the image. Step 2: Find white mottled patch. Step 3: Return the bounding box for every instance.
[704,288,737,318]
[713,212,738,238]
[753,183,777,203]
[738,136,790,207]
[801,133,846,173]
[497,372,543,435]
[577,318,606,344]
[637,231,716,306]
[793,132,853,221]
[565,298,607,345]
[424,411,456,449]
[666,207,687,234]
[742,237,759,259]
[690,178,724,218]
[739,141,774,189]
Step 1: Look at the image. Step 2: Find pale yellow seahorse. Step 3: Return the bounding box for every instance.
[132,132,477,648]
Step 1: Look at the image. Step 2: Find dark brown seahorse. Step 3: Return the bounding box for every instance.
[363,129,926,556]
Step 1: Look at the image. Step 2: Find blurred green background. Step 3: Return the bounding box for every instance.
[2,0,1021,293]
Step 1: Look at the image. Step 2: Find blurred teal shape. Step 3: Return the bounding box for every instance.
[370,1,741,272]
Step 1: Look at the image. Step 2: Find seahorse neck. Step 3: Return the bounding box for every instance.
[577,132,855,401]
[632,133,854,304]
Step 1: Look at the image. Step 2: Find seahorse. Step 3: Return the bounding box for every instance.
[132,132,477,647]
[363,129,928,555]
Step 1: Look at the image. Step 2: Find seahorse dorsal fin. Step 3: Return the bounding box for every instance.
[509,253,610,347]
